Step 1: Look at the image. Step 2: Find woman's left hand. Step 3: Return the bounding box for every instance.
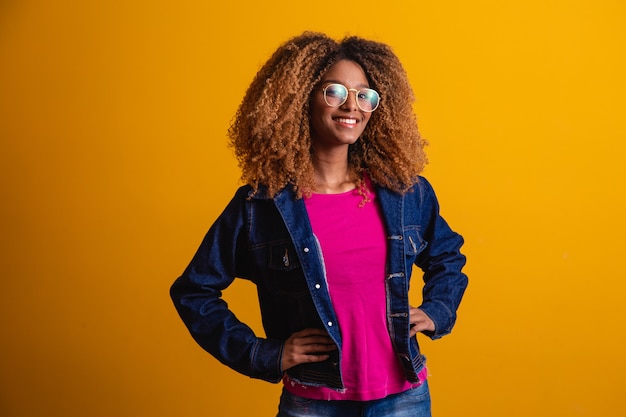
[409,307,435,337]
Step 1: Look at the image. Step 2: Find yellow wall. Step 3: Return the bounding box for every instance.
[1,1,625,416]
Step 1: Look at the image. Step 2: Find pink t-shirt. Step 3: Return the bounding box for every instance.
[283,180,426,401]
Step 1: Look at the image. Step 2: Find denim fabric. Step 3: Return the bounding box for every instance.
[170,176,467,389]
[276,381,431,417]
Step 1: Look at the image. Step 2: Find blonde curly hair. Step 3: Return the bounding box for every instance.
[228,32,427,197]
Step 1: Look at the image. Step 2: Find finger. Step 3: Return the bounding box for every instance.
[410,322,429,333]
[281,339,334,370]
[289,329,335,345]
[298,335,335,346]
[300,353,331,363]
[294,328,330,337]
[409,307,435,333]
[298,342,337,353]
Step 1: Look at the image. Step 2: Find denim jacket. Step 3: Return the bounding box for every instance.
[170,176,467,390]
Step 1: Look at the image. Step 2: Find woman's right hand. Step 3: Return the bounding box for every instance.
[281,328,337,371]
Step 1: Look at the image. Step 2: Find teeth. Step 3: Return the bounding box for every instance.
[336,118,356,124]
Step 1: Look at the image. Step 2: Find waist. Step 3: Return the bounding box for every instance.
[282,365,429,401]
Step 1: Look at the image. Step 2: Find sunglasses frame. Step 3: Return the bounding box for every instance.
[322,83,380,112]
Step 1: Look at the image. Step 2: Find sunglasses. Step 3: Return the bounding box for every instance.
[322,83,380,112]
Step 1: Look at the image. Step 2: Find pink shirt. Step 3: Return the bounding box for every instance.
[283,181,426,401]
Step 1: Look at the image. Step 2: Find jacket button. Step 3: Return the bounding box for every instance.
[327,321,333,326]
[315,284,321,289]
[303,247,310,253]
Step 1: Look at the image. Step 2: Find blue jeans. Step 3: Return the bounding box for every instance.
[276,382,431,417]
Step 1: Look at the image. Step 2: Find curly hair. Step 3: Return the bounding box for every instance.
[228,32,427,197]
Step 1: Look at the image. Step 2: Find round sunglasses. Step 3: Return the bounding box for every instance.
[322,83,380,112]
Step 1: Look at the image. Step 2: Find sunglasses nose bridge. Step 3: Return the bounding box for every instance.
[341,88,359,109]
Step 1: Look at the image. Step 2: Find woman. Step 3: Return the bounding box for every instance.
[170,32,468,417]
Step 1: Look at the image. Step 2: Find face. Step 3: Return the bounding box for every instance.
[309,60,373,151]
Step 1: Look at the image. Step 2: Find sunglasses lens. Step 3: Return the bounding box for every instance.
[357,89,380,112]
[324,84,348,107]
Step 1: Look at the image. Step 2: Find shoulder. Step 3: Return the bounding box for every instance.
[410,176,441,212]
[413,176,436,199]
[246,183,298,202]
[227,184,255,203]
[376,176,437,203]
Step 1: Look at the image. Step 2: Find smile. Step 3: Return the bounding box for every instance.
[334,117,357,125]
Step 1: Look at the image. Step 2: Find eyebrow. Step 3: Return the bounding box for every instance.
[322,79,371,89]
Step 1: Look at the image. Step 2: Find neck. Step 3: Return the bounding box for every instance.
[311,152,356,194]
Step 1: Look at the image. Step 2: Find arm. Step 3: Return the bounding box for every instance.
[169,187,284,382]
[415,178,468,340]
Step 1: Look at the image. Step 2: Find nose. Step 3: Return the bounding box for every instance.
[340,89,359,111]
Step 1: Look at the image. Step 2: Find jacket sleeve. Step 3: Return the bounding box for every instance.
[170,187,284,382]
[415,178,468,340]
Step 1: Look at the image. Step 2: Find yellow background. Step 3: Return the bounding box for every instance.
[1,1,625,416]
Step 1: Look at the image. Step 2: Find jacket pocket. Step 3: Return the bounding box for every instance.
[269,241,301,271]
[404,226,428,256]
[264,241,309,298]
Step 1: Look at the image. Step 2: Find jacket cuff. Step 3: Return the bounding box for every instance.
[418,301,455,340]
[249,338,284,383]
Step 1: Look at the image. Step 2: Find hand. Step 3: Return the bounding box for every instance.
[281,328,337,371]
[409,307,435,337]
